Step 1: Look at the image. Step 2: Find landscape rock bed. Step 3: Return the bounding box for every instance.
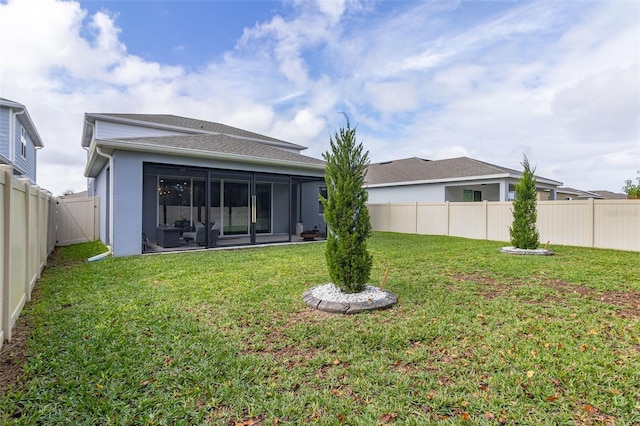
[500,246,554,255]
[302,283,397,314]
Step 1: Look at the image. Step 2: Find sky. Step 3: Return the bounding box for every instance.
[0,0,638,196]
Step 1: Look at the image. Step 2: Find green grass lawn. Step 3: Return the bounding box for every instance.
[1,233,639,425]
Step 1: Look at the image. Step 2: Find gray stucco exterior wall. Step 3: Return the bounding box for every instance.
[112,151,144,257]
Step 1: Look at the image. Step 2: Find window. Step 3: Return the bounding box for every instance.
[319,186,328,214]
[463,189,482,202]
[20,128,27,158]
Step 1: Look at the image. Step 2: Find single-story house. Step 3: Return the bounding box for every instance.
[82,113,326,257]
[364,156,563,203]
[551,188,629,200]
[0,98,44,183]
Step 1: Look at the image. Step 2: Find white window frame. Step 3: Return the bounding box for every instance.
[20,127,28,158]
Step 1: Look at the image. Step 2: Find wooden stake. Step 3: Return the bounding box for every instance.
[380,268,390,290]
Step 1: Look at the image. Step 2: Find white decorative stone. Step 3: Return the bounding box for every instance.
[500,246,554,256]
[311,283,388,303]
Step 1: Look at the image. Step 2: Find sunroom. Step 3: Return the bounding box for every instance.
[82,113,327,257]
[143,163,326,252]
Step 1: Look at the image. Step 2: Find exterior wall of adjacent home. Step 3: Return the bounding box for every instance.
[368,179,562,204]
[444,182,503,202]
[552,190,581,201]
[0,108,38,183]
[367,180,508,203]
[367,183,445,203]
[0,107,9,157]
[12,117,38,183]
[104,149,324,257]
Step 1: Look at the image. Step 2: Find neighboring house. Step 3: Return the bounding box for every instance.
[58,190,88,199]
[82,113,326,257]
[0,98,44,183]
[552,188,628,200]
[551,187,602,201]
[585,190,629,200]
[364,157,563,203]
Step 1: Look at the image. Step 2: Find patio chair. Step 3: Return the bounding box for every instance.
[196,222,220,246]
[182,222,201,242]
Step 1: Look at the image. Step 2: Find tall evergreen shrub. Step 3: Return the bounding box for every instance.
[320,118,373,293]
[509,155,540,249]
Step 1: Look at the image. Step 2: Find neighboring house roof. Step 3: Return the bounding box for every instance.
[0,97,44,148]
[82,113,304,151]
[85,133,325,177]
[557,187,605,199]
[556,187,583,196]
[365,156,562,187]
[588,190,629,200]
[59,190,88,199]
[556,188,629,200]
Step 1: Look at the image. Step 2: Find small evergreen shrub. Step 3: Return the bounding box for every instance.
[622,170,640,199]
[509,155,540,249]
[320,117,373,293]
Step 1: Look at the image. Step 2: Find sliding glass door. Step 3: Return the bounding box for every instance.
[223,180,250,236]
[254,174,291,244]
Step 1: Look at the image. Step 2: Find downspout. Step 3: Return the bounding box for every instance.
[91,145,114,261]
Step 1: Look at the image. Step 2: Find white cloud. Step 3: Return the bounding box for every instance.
[552,66,640,142]
[0,0,637,196]
[363,80,419,114]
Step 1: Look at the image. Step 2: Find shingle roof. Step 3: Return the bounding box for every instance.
[364,157,526,185]
[558,188,629,200]
[96,113,303,149]
[588,190,629,200]
[97,133,324,167]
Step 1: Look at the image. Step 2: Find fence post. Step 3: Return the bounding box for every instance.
[1,166,13,343]
[19,179,32,302]
[386,203,391,232]
[415,202,418,234]
[446,201,450,236]
[0,167,6,347]
[483,200,488,240]
[587,198,595,248]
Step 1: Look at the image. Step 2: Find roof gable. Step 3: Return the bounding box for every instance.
[84,113,303,150]
[0,98,44,148]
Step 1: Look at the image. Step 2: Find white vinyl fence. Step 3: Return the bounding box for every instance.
[1,165,99,350]
[1,165,56,348]
[56,196,100,246]
[368,199,640,252]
